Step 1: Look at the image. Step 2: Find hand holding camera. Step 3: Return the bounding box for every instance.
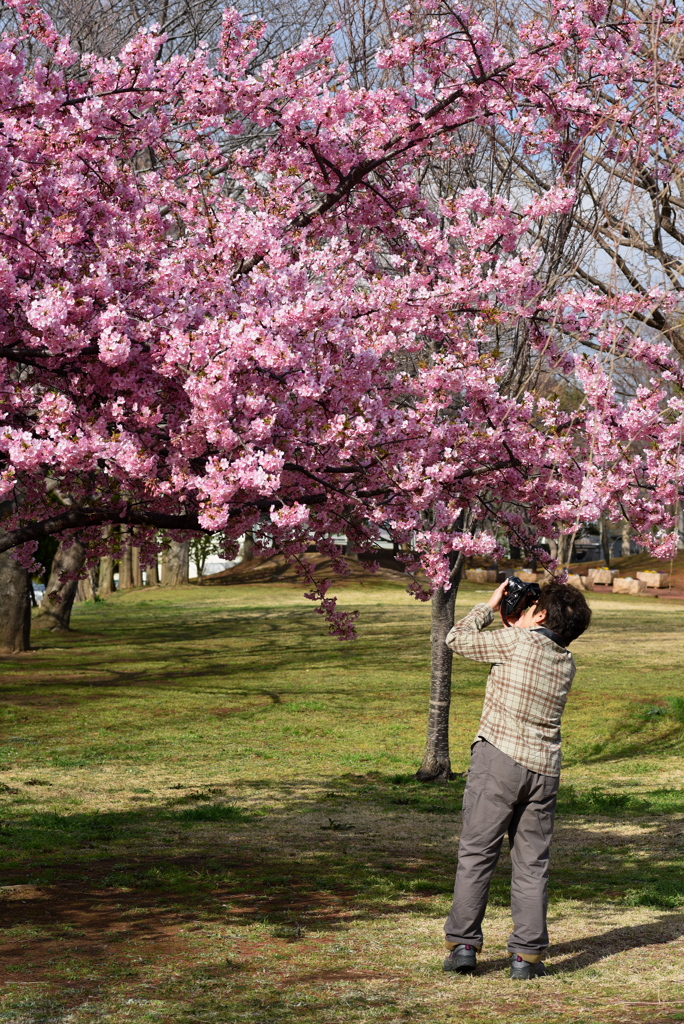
[487,576,542,626]
[487,579,509,612]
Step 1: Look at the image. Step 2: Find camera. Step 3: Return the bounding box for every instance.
[500,576,541,625]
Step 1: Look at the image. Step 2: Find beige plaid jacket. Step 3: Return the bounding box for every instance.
[445,603,576,777]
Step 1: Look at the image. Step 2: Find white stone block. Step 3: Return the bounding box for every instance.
[612,577,647,595]
[465,569,498,584]
[566,574,586,590]
[591,568,618,585]
[636,571,670,588]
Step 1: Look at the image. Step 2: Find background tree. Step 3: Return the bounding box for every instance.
[0,549,30,651]
[621,519,632,558]
[161,541,190,587]
[146,557,160,586]
[35,538,86,630]
[190,534,221,578]
[98,527,115,595]
[118,530,134,591]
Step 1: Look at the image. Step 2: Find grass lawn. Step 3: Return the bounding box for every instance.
[1,578,684,1023]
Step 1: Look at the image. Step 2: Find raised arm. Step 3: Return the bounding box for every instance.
[446,581,519,663]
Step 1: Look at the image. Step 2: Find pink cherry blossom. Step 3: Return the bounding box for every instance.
[0,0,682,635]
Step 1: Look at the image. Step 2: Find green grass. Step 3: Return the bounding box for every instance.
[0,579,684,1023]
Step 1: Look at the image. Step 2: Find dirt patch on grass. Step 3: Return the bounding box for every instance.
[0,882,207,984]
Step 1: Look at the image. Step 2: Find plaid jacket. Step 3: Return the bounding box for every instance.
[445,603,576,776]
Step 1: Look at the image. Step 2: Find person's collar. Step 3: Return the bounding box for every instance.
[532,626,568,648]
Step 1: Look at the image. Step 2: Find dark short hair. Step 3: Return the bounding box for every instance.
[537,580,591,645]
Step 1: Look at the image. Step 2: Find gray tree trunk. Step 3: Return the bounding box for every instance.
[621,520,631,557]
[75,567,97,602]
[416,553,465,783]
[599,516,611,567]
[0,549,31,653]
[99,554,115,595]
[131,546,143,587]
[35,538,85,630]
[162,540,189,586]
[118,531,133,589]
[557,531,576,567]
[145,558,160,586]
[98,526,115,595]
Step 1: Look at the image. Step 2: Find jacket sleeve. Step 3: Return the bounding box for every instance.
[445,603,519,663]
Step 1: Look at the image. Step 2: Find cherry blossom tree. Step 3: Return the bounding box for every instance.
[1,0,684,772]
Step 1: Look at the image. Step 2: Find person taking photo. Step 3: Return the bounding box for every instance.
[442,577,592,979]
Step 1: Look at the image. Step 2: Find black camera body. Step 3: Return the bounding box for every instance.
[501,576,541,623]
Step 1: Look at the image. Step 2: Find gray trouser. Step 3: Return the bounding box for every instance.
[444,739,559,958]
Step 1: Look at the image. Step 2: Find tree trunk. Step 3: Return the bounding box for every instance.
[345,538,357,560]
[118,531,133,589]
[131,546,143,587]
[99,554,115,595]
[0,549,31,653]
[98,526,115,596]
[35,538,85,630]
[75,567,97,602]
[621,520,631,557]
[145,558,160,586]
[599,516,611,567]
[162,540,190,586]
[557,530,577,567]
[416,554,465,783]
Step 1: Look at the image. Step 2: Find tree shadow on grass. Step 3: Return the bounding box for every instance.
[549,914,684,973]
[9,606,446,705]
[0,795,682,1022]
[566,730,684,767]
[564,699,684,766]
[44,600,412,650]
[1,770,684,926]
[473,912,684,977]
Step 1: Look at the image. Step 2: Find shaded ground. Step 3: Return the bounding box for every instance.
[0,582,684,1023]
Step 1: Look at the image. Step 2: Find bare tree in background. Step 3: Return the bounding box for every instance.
[11,0,341,63]
[0,0,409,86]
[462,0,684,370]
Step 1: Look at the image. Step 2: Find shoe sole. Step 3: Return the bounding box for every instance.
[444,964,476,974]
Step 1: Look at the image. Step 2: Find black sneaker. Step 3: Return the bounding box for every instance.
[443,944,477,974]
[509,954,547,980]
